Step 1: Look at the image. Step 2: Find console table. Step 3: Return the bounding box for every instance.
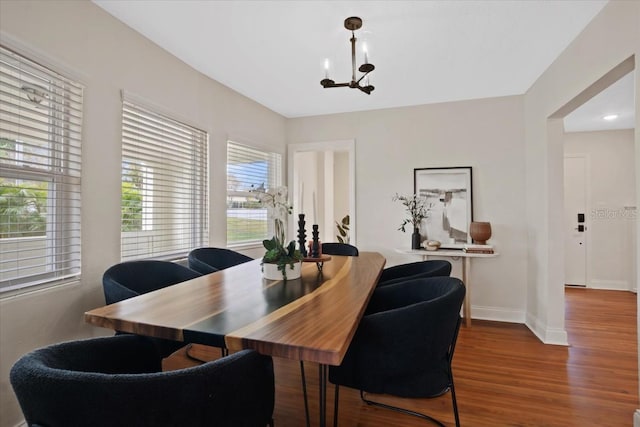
[395,248,498,327]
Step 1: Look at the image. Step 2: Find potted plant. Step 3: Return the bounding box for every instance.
[393,193,431,249]
[252,185,303,280]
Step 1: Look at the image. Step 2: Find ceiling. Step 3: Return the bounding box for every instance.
[93,0,634,131]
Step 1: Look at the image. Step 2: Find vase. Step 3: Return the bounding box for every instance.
[263,261,302,280]
[469,221,492,245]
[411,228,421,250]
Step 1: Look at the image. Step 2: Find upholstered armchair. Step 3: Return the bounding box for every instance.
[377,259,452,287]
[188,247,253,274]
[330,276,465,426]
[10,335,275,427]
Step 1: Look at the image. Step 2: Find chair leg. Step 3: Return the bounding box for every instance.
[300,361,310,427]
[449,368,460,427]
[333,384,340,427]
[359,390,448,427]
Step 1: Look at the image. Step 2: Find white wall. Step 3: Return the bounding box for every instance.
[0,1,286,425]
[523,0,639,345]
[564,129,636,291]
[287,96,528,323]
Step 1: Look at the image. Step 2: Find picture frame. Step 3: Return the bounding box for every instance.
[414,167,473,249]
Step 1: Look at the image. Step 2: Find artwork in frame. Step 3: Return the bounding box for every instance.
[414,167,473,249]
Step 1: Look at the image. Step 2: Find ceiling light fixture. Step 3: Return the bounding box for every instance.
[321,17,375,95]
[603,114,618,121]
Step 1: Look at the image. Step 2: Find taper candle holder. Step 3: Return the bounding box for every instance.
[297,214,308,257]
[311,224,320,258]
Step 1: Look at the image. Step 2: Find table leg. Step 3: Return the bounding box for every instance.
[462,257,471,327]
[319,364,328,427]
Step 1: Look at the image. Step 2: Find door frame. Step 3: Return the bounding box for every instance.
[287,139,356,245]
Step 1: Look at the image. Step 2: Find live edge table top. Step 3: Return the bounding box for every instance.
[85,252,386,366]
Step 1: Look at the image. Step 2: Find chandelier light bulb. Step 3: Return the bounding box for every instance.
[603,114,618,121]
[362,43,369,64]
[324,58,330,79]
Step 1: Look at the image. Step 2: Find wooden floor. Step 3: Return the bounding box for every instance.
[271,288,638,426]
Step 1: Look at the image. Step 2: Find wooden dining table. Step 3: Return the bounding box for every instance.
[85,251,386,427]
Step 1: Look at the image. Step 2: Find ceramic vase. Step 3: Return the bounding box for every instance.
[411,228,421,249]
[469,221,492,245]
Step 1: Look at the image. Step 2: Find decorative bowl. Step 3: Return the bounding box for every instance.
[423,240,441,251]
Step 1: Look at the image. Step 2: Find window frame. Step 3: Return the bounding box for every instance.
[120,97,208,262]
[0,44,84,293]
[226,141,283,247]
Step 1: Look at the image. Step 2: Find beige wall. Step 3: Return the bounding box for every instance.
[564,129,636,291]
[287,95,529,322]
[523,0,640,345]
[0,1,286,425]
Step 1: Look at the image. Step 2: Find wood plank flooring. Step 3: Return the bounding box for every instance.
[271,288,638,426]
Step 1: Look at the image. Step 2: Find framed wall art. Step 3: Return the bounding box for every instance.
[414,167,473,248]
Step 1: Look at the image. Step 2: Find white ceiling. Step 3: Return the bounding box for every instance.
[93,0,634,131]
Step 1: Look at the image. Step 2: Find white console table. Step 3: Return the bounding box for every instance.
[395,248,498,327]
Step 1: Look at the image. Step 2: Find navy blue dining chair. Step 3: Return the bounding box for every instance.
[330,276,465,427]
[10,335,275,427]
[377,259,452,287]
[320,243,359,256]
[102,260,202,357]
[188,247,253,274]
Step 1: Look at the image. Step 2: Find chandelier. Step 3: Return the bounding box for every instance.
[320,16,375,95]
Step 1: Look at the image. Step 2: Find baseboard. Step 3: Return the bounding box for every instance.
[525,312,569,346]
[634,409,640,427]
[472,305,526,323]
[589,279,631,291]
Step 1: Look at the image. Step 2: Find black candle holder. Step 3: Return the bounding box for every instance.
[311,224,320,258]
[297,214,307,257]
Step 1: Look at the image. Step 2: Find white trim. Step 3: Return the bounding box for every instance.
[633,409,640,427]
[589,279,631,291]
[526,312,570,346]
[471,305,526,324]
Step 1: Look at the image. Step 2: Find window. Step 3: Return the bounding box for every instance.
[227,141,282,245]
[0,45,83,292]
[121,99,208,261]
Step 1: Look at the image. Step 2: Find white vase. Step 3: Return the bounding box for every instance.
[262,261,302,280]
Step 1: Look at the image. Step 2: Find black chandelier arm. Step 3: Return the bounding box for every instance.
[320,79,351,88]
[355,69,373,85]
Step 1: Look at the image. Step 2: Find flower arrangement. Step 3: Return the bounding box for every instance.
[393,193,430,232]
[251,184,303,279]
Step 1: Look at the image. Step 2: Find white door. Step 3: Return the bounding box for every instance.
[564,155,587,286]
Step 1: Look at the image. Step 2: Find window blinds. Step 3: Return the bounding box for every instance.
[0,45,83,292]
[226,141,282,245]
[120,100,208,261]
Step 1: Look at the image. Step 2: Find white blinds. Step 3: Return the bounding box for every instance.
[121,100,208,261]
[0,45,83,292]
[227,141,281,245]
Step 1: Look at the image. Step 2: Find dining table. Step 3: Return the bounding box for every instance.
[85,251,386,427]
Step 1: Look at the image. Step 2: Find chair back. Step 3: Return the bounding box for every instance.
[321,243,359,256]
[103,260,202,305]
[377,259,451,287]
[188,247,253,274]
[10,335,275,427]
[331,276,465,398]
